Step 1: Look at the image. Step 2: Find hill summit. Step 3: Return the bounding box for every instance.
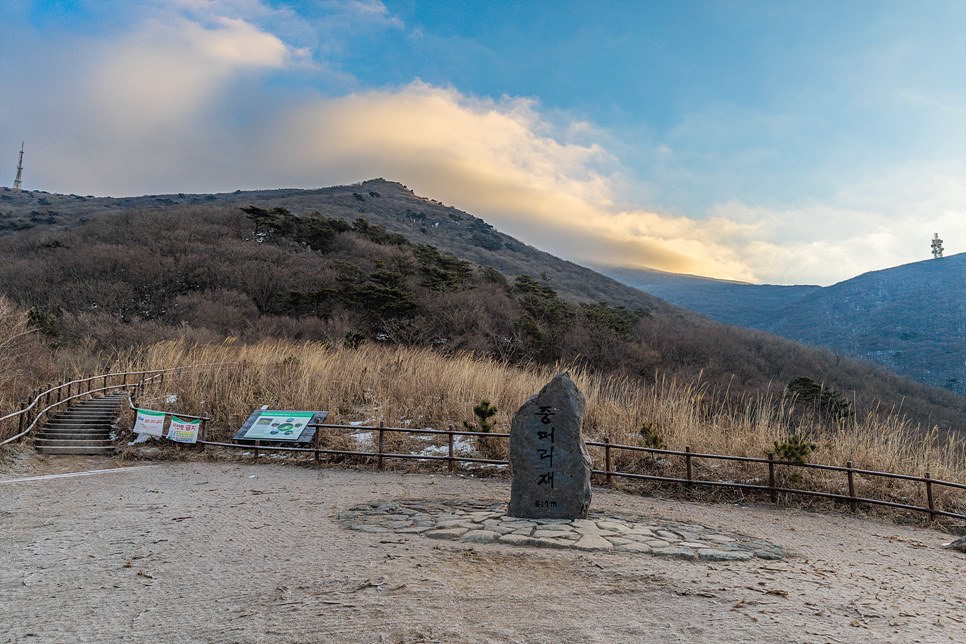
[2,179,966,434]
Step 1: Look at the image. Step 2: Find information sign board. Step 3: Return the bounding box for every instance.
[232,409,328,444]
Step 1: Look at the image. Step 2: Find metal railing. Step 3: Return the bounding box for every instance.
[0,363,228,447]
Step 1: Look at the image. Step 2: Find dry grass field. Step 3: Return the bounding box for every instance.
[70,338,963,520]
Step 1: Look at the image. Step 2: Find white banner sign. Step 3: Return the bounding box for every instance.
[133,409,166,437]
[167,416,200,443]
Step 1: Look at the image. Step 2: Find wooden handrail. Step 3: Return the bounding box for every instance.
[0,362,231,446]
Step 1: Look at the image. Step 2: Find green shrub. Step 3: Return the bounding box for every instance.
[464,399,499,457]
[771,433,817,466]
[638,422,667,450]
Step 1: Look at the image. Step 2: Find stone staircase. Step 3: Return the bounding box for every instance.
[34,393,129,455]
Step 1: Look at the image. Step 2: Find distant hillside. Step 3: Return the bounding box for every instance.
[601,255,966,397]
[2,179,966,435]
[760,254,966,395]
[593,264,820,328]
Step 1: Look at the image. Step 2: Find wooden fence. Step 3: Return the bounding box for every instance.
[189,421,966,522]
[5,367,965,523]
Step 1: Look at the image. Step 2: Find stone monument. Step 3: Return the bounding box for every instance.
[507,371,592,519]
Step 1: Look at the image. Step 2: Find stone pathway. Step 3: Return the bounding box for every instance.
[339,498,790,562]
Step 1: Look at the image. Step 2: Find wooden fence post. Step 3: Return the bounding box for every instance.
[313,425,321,467]
[447,424,455,473]
[377,422,385,470]
[603,437,612,485]
[925,472,936,515]
[198,418,208,453]
[767,452,777,503]
[846,461,857,512]
[685,445,693,486]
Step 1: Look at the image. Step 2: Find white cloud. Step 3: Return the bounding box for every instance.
[6,1,964,287]
[89,12,297,133]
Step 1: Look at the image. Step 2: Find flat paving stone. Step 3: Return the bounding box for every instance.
[425,528,468,539]
[652,546,698,561]
[498,534,533,546]
[574,535,613,551]
[615,543,652,554]
[698,549,754,562]
[338,498,790,562]
[461,530,501,544]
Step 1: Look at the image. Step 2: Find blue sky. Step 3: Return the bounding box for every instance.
[1,0,963,285]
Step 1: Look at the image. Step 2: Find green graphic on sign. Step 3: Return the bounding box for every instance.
[241,410,316,440]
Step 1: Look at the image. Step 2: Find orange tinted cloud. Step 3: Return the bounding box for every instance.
[267,83,757,280]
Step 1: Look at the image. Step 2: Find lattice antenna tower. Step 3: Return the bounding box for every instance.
[13,141,24,190]
[931,232,944,259]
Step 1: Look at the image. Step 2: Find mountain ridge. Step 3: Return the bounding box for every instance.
[600,253,966,395]
[2,179,966,434]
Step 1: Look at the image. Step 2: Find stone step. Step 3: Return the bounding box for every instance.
[34,393,129,455]
[57,407,118,416]
[44,419,113,426]
[34,438,114,448]
[34,444,116,455]
[37,431,112,441]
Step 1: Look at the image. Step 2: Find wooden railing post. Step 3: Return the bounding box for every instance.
[377,422,385,470]
[925,472,936,516]
[447,424,455,472]
[846,461,857,512]
[313,425,321,467]
[16,402,26,442]
[767,452,777,503]
[56,383,62,403]
[685,445,693,486]
[603,437,612,485]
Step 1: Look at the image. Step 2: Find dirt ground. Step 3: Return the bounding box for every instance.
[2,453,965,643]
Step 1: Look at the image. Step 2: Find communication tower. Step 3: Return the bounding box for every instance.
[931,232,944,259]
[13,142,24,190]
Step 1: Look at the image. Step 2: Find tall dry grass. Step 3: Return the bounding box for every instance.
[110,338,966,517]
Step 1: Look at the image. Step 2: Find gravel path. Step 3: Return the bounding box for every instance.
[2,457,966,643]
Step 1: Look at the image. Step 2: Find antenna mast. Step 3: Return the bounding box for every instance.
[931,232,944,259]
[13,142,24,190]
